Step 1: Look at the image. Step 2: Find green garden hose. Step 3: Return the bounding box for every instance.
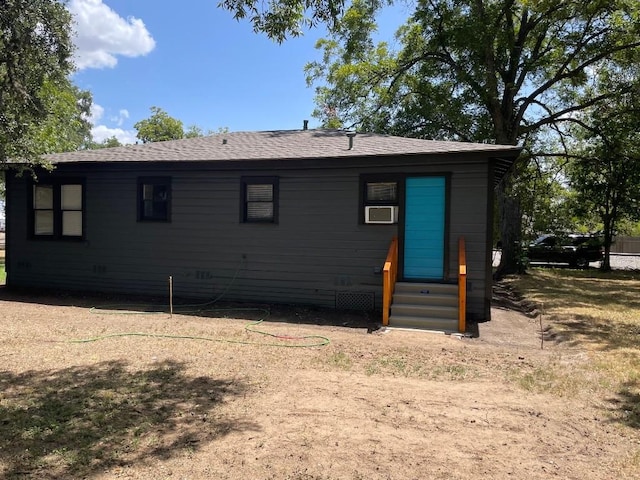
[76,306,330,348]
[73,259,331,347]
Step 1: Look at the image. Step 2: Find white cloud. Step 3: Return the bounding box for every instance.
[69,0,156,70]
[92,125,138,145]
[110,109,130,126]
[87,103,104,125]
[89,103,137,144]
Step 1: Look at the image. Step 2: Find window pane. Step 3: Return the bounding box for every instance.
[144,200,155,218]
[143,184,168,201]
[34,185,54,209]
[247,184,273,202]
[143,200,168,219]
[367,182,397,203]
[61,184,82,210]
[153,201,168,219]
[143,184,155,201]
[35,211,54,235]
[247,202,273,220]
[62,211,83,236]
[140,181,169,221]
[152,185,168,201]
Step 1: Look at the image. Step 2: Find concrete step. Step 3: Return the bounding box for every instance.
[394,282,458,296]
[388,314,459,332]
[389,281,460,331]
[391,303,458,319]
[392,292,458,307]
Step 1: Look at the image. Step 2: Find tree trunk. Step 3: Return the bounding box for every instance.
[600,215,613,272]
[494,180,524,278]
[601,246,611,271]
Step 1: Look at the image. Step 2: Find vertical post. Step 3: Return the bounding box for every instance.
[169,275,173,318]
[382,236,398,326]
[458,237,467,333]
[383,268,390,326]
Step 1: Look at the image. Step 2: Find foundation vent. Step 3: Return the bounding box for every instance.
[335,291,375,311]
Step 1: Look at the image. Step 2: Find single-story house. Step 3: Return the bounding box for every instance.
[3,129,520,331]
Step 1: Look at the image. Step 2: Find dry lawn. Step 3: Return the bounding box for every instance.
[1,268,639,479]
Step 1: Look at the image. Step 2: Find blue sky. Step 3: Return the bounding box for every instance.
[69,0,407,144]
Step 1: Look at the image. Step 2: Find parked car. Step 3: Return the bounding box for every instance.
[527,234,603,268]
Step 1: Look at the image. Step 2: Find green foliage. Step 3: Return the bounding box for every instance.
[218,0,350,42]
[184,125,229,138]
[306,0,640,145]
[28,79,93,154]
[134,107,184,143]
[88,136,123,149]
[302,0,640,275]
[100,136,123,148]
[184,125,205,138]
[134,116,227,142]
[625,222,640,237]
[517,158,575,240]
[566,76,640,269]
[0,0,75,165]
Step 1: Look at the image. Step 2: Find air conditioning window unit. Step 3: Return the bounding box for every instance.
[365,206,398,224]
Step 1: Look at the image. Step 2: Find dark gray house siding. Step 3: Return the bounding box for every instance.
[4,130,519,322]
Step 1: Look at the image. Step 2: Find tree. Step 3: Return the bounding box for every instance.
[134,115,228,142]
[221,0,640,275]
[219,0,345,42]
[185,124,229,138]
[134,107,184,143]
[0,0,74,165]
[184,125,205,139]
[28,78,93,154]
[1,78,93,202]
[88,136,123,149]
[567,79,640,271]
[517,155,575,240]
[306,0,640,276]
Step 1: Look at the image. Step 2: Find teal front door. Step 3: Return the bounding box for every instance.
[403,176,446,280]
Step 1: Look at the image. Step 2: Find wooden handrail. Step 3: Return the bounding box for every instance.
[382,235,398,326]
[458,236,467,333]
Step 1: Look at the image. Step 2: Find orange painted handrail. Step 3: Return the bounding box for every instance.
[382,236,398,326]
[458,237,467,333]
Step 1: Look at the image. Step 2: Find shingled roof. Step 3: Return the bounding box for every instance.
[45,129,521,184]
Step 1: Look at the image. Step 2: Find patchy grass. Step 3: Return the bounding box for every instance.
[325,351,353,370]
[505,267,640,426]
[505,360,594,398]
[508,268,640,351]
[0,257,4,284]
[0,361,249,478]
[2,280,640,478]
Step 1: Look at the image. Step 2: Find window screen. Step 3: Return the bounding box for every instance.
[61,184,83,236]
[33,185,54,235]
[32,181,84,238]
[138,177,171,222]
[246,184,273,220]
[242,177,278,223]
[366,182,397,203]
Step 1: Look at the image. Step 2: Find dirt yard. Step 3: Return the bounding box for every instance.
[0,288,638,479]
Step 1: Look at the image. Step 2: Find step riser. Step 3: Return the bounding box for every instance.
[392,293,457,307]
[394,282,458,296]
[391,304,457,319]
[389,315,458,332]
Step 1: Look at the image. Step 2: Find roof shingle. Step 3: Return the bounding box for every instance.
[45,129,521,164]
